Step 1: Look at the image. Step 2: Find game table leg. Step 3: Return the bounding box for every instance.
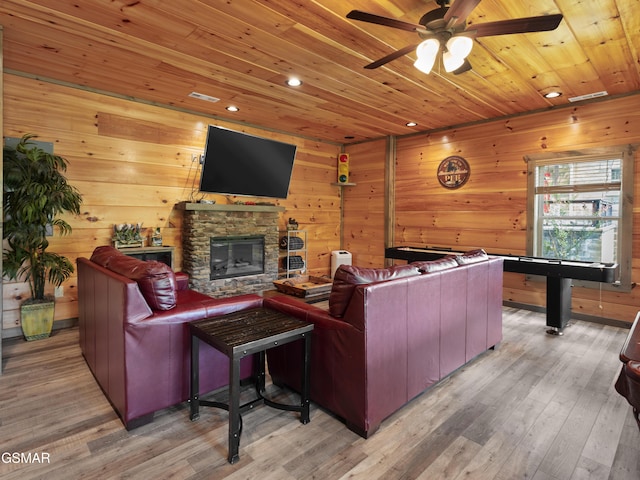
[546,277,572,335]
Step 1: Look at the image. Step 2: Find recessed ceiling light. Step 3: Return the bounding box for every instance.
[406,121,418,127]
[543,91,562,99]
[226,105,239,112]
[286,77,303,87]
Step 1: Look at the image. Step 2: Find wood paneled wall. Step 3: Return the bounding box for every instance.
[2,74,341,335]
[342,138,388,267]
[3,73,640,335]
[345,94,640,325]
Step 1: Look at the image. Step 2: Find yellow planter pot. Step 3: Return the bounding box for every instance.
[21,300,55,341]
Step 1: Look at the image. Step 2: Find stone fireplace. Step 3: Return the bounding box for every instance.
[180,202,283,297]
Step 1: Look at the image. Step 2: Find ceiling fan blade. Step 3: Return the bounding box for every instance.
[347,10,427,33]
[364,44,419,69]
[470,14,563,37]
[443,0,481,28]
[453,59,473,75]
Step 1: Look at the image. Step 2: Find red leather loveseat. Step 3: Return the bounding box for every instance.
[77,246,262,429]
[615,311,640,430]
[265,250,504,438]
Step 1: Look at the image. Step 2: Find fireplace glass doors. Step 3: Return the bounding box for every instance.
[210,236,265,280]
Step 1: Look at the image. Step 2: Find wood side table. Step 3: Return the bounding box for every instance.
[189,307,313,464]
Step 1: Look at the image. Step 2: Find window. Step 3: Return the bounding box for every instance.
[525,145,635,290]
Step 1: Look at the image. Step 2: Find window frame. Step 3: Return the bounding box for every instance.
[525,144,635,292]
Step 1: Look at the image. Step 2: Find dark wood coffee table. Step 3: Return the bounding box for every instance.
[189,307,313,464]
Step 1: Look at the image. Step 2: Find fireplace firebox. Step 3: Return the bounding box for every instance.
[210,236,265,280]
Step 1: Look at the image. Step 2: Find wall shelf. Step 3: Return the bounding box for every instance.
[279,230,307,278]
[178,202,285,213]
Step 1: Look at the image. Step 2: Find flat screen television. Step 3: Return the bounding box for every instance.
[199,125,297,199]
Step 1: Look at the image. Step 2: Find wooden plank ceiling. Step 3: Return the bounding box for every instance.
[1,0,639,144]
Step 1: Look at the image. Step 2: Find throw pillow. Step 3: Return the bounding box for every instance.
[329,263,420,318]
[455,248,489,265]
[105,254,178,311]
[412,255,459,273]
[90,245,122,268]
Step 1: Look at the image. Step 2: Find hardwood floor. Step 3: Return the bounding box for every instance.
[0,307,638,479]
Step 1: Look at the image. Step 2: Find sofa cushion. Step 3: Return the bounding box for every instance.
[412,255,459,273]
[175,271,190,291]
[329,264,420,318]
[90,245,122,268]
[455,248,489,265]
[105,254,178,311]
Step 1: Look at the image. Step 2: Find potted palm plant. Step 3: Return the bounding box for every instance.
[3,134,83,340]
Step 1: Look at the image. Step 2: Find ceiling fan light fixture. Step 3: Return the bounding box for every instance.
[347,6,563,74]
[446,36,473,59]
[443,50,465,72]
[414,38,439,74]
[414,55,437,74]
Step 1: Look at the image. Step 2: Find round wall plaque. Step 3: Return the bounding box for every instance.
[437,156,470,189]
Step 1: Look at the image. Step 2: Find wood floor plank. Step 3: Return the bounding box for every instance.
[537,390,609,479]
[0,307,638,479]
[571,455,611,480]
[493,399,573,480]
[608,409,640,480]
[415,436,483,480]
[581,394,629,469]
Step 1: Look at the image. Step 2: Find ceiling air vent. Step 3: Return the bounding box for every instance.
[188,92,220,103]
[568,91,608,102]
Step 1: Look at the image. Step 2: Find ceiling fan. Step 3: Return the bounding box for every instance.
[346,0,563,75]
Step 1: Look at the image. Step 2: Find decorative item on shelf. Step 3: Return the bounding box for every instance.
[3,134,83,341]
[150,227,163,246]
[437,155,470,189]
[113,223,144,248]
[286,217,299,230]
[279,235,304,250]
[282,255,305,270]
[338,153,350,183]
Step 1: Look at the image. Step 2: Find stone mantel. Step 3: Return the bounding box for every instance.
[178,202,285,213]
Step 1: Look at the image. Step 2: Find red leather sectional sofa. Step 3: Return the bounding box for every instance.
[265,250,504,438]
[615,311,640,429]
[77,246,262,429]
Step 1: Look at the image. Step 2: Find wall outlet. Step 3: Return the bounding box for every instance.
[55,286,64,298]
